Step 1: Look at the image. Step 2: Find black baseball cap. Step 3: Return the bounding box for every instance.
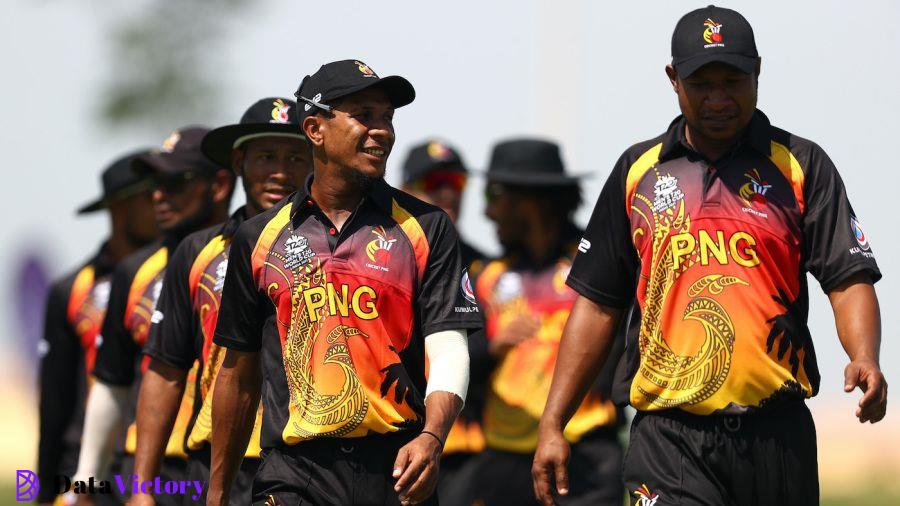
[201,97,306,168]
[294,59,415,122]
[672,5,758,77]
[77,149,154,214]
[401,140,466,185]
[134,126,220,176]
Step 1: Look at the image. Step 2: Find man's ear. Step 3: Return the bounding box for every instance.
[665,64,679,93]
[230,148,245,178]
[303,116,325,147]
[210,169,234,204]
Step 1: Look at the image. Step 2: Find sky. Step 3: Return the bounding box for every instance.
[1,0,897,494]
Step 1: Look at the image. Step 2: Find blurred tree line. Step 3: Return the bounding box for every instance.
[97,0,252,130]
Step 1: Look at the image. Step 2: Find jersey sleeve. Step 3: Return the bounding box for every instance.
[144,239,198,369]
[416,212,483,336]
[92,260,140,386]
[800,144,882,292]
[214,222,267,352]
[567,153,640,307]
[37,276,80,501]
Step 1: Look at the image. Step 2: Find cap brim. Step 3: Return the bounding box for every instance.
[481,171,589,185]
[201,124,306,168]
[674,53,757,78]
[76,197,106,215]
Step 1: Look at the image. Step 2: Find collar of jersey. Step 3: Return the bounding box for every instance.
[290,174,395,219]
[658,109,773,163]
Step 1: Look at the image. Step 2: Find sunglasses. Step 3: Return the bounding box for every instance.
[412,171,467,193]
[153,172,200,194]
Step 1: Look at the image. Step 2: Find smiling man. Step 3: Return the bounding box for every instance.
[532,6,887,506]
[128,98,312,506]
[207,60,482,506]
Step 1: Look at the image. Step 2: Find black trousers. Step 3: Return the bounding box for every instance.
[468,428,624,506]
[186,449,260,504]
[436,452,482,506]
[253,432,439,506]
[624,402,819,506]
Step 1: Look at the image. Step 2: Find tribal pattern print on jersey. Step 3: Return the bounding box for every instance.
[567,111,880,415]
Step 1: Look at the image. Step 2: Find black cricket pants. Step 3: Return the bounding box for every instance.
[185,449,260,504]
[624,401,819,506]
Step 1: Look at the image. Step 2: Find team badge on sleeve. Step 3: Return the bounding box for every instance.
[850,216,870,251]
[460,271,477,305]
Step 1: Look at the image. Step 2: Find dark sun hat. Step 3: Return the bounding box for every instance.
[201,97,306,168]
[484,138,587,185]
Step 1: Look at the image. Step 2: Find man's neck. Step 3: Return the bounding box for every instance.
[684,124,743,163]
[310,166,367,231]
[105,233,141,262]
[522,218,562,267]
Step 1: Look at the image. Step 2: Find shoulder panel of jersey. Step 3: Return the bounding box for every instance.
[767,125,807,214]
[187,231,229,302]
[250,201,294,277]
[623,138,665,214]
[67,264,95,323]
[124,246,168,327]
[474,258,511,302]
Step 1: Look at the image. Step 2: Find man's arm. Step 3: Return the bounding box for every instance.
[532,296,623,506]
[828,273,887,423]
[129,360,188,505]
[393,329,469,505]
[206,349,261,506]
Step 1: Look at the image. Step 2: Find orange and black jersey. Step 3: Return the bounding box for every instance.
[475,229,620,453]
[37,244,116,502]
[92,237,193,457]
[568,110,881,415]
[142,208,264,457]
[214,178,483,449]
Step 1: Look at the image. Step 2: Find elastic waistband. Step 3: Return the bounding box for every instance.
[273,430,418,458]
[636,400,809,433]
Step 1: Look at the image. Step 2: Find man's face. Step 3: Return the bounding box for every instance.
[405,169,467,223]
[151,172,215,233]
[317,87,395,179]
[671,61,759,142]
[108,190,158,244]
[233,137,312,213]
[485,183,533,250]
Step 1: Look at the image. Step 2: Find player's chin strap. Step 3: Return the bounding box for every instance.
[73,380,129,482]
[424,329,469,403]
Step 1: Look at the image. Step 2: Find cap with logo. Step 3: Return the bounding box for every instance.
[672,5,758,78]
[201,97,306,168]
[77,149,154,214]
[401,140,466,185]
[294,59,415,123]
[485,138,586,186]
[134,126,220,176]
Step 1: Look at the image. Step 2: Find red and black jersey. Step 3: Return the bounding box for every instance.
[143,208,264,457]
[37,244,115,503]
[214,178,483,449]
[568,110,881,415]
[475,233,619,453]
[92,237,194,458]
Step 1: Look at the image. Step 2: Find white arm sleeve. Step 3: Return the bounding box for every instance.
[424,329,469,403]
[73,380,129,481]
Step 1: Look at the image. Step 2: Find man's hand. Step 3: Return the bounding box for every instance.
[532,425,571,506]
[392,434,442,505]
[489,315,539,357]
[844,358,888,423]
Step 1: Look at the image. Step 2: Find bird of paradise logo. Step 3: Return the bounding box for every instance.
[703,18,724,45]
[365,226,397,264]
[739,168,771,207]
[633,484,659,506]
[270,99,291,124]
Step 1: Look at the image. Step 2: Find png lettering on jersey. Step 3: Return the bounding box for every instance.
[284,234,315,269]
[652,174,684,212]
[302,283,379,322]
[670,230,760,269]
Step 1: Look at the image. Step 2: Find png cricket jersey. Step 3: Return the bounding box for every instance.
[37,244,116,502]
[214,178,483,449]
[92,238,194,458]
[143,208,265,457]
[568,110,881,415]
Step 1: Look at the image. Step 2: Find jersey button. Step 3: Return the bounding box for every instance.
[329,227,337,235]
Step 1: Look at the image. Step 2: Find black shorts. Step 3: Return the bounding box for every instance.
[469,427,624,506]
[436,452,481,506]
[624,402,819,506]
[253,431,439,506]
[186,449,260,504]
